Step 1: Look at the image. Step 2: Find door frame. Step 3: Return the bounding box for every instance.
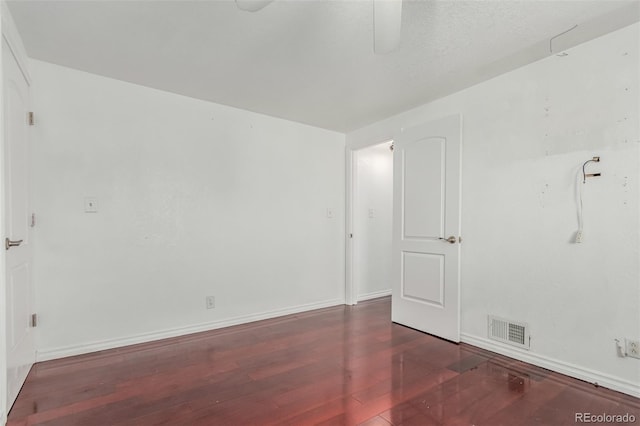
[0,3,32,423]
[345,117,462,329]
[345,135,394,305]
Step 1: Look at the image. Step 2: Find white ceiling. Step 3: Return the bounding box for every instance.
[7,0,639,132]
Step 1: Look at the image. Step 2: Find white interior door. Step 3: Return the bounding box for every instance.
[391,115,461,342]
[3,38,35,410]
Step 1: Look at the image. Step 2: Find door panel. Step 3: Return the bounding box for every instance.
[392,115,461,342]
[8,265,29,348]
[402,137,445,239]
[4,38,34,410]
[402,252,444,306]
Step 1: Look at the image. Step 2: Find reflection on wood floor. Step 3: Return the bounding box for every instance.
[8,297,640,425]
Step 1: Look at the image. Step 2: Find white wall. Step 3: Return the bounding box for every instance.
[354,142,393,300]
[348,23,640,396]
[30,60,346,359]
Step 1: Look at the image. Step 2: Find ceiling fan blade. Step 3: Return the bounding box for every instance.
[236,0,274,12]
[373,0,403,54]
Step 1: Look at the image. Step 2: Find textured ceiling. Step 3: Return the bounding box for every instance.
[7,0,640,132]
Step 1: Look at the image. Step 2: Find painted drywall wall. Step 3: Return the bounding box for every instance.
[354,142,393,301]
[30,60,346,359]
[348,23,640,396]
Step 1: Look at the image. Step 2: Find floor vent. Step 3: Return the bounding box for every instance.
[488,316,530,349]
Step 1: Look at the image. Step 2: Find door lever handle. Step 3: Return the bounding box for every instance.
[5,238,23,250]
[439,236,457,244]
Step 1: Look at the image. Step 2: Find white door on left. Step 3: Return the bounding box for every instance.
[3,38,35,411]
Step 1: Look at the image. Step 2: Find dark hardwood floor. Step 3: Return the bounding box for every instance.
[8,297,640,425]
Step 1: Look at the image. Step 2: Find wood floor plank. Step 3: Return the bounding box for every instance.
[7,297,639,425]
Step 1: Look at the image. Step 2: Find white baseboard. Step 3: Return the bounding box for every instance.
[36,298,345,362]
[461,333,640,398]
[1,409,6,426]
[357,289,391,302]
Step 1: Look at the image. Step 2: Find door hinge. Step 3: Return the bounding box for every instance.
[30,313,37,327]
[30,213,36,228]
[28,112,34,126]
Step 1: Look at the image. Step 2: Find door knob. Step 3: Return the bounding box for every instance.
[5,238,23,250]
[440,236,457,244]
[438,235,462,244]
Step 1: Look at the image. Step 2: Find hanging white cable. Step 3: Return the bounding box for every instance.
[575,168,584,243]
[575,156,601,243]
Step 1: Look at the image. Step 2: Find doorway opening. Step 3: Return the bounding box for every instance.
[347,140,394,304]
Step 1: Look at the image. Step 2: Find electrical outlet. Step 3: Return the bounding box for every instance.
[206,296,215,310]
[626,339,640,359]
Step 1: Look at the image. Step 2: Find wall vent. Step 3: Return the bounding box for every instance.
[488,316,530,349]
